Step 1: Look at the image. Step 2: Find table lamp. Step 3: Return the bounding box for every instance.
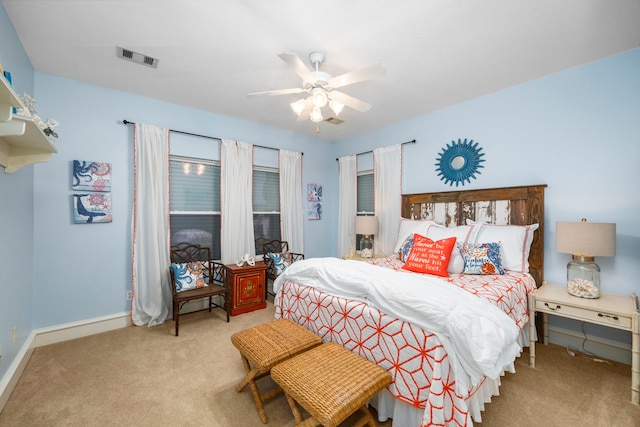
[355,216,378,258]
[556,219,616,299]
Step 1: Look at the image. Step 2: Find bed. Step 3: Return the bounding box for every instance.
[273,184,546,426]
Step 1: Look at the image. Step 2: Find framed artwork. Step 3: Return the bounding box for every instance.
[307,183,322,201]
[72,160,112,192]
[307,183,322,220]
[73,193,112,223]
[307,202,322,220]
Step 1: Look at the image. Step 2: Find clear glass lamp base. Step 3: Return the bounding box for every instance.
[566,255,600,299]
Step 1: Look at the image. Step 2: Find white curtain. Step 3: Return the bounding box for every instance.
[131,123,171,327]
[220,139,255,264]
[374,144,402,256]
[279,150,304,253]
[337,155,357,257]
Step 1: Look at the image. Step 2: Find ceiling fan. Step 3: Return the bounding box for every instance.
[247,52,386,124]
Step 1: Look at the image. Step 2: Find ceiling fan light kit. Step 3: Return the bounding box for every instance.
[290,99,307,116]
[249,51,386,128]
[311,88,328,108]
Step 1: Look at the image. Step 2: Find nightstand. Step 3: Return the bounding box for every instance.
[224,262,267,316]
[528,282,639,404]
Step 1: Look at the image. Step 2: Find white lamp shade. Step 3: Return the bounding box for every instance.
[311,88,328,107]
[310,106,323,123]
[290,99,306,116]
[355,216,378,235]
[556,221,616,257]
[329,99,344,116]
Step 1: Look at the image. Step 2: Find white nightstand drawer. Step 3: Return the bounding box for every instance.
[530,282,639,405]
[535,299,633,330]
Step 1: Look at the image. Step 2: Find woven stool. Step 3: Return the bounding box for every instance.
[271,342,392,427]
[231,319,323,424]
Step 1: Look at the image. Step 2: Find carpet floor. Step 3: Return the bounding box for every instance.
[1,301,638,426]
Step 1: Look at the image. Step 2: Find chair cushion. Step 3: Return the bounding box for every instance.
[267,252,292,275]
[170,261,207,292]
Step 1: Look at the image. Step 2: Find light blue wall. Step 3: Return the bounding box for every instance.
[335,48,640,297]
[2,0,639,383]
[0,5,36,382]
[335,48,640,345]
[31,72,334,328]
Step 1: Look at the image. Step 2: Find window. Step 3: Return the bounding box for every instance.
[357,170,374,215]
[169,156,221,259]
[169,156,281,259]
[253,166,280,255]
[356,170,374,250]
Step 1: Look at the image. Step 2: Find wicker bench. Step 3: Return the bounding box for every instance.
[271,342,392,427]
[230,319,323,424]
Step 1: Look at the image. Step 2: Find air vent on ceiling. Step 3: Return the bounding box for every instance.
[325,117,344,125]
[116,46,159,69]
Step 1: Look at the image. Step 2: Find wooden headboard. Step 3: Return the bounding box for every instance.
[401,184,547,287]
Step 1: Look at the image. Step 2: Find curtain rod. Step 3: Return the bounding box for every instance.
[335,139,416,161]
[122,119,301,154]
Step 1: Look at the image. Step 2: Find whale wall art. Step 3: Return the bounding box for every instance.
[72,193,112,223]
[71,160,112,224]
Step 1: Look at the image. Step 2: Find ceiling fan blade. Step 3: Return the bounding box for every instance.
[247,87,306,97]
[278,53,315,83]
[328,63,386,89]
[329,91,372,112]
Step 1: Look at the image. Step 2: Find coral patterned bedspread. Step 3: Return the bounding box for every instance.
[273,256,537,427]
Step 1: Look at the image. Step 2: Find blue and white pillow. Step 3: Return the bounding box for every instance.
[398,234,415,262]
[170,262,206,292]
[457,242,505,275]
[267,252,292,275]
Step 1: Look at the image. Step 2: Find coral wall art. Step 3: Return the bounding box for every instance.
[307,183,322,220]
[307,183,322,202]
[72,160,112,192]
[73,193,112,224]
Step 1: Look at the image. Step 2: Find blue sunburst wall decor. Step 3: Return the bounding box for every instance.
[435,138,485,186]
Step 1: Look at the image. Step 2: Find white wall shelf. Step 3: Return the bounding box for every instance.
[0,76,57,173]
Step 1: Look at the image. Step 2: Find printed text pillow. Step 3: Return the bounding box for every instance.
[458,242,505,275]
[393,219,440,255]
[402,234,457,277]
[468,221,539,272]
[425,224,481,274]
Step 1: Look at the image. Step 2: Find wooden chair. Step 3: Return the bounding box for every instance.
[169,243,229,336]
[261,240,304,299]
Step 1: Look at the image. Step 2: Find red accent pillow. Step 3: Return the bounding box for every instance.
[401,234,457,277]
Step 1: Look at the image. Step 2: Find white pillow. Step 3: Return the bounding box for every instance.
[393,219,439,255]
[470,221,539,272]
[425,224,482,273]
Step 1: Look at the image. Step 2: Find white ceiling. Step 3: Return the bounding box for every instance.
[3,0,640,142]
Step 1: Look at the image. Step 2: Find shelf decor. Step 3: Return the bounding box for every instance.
[0,75,58,173]
[435,138,485,186]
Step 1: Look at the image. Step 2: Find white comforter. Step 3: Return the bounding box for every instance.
[274,257,521,395]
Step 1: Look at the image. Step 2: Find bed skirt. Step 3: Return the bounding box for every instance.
[369,327,532,426]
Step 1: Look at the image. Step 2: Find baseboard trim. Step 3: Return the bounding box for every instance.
[33,312,131,347]
[547,325,632,365]
[0,331,35,413]
[0,312,131,414]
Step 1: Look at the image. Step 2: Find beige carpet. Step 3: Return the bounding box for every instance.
[1,301,638,426]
